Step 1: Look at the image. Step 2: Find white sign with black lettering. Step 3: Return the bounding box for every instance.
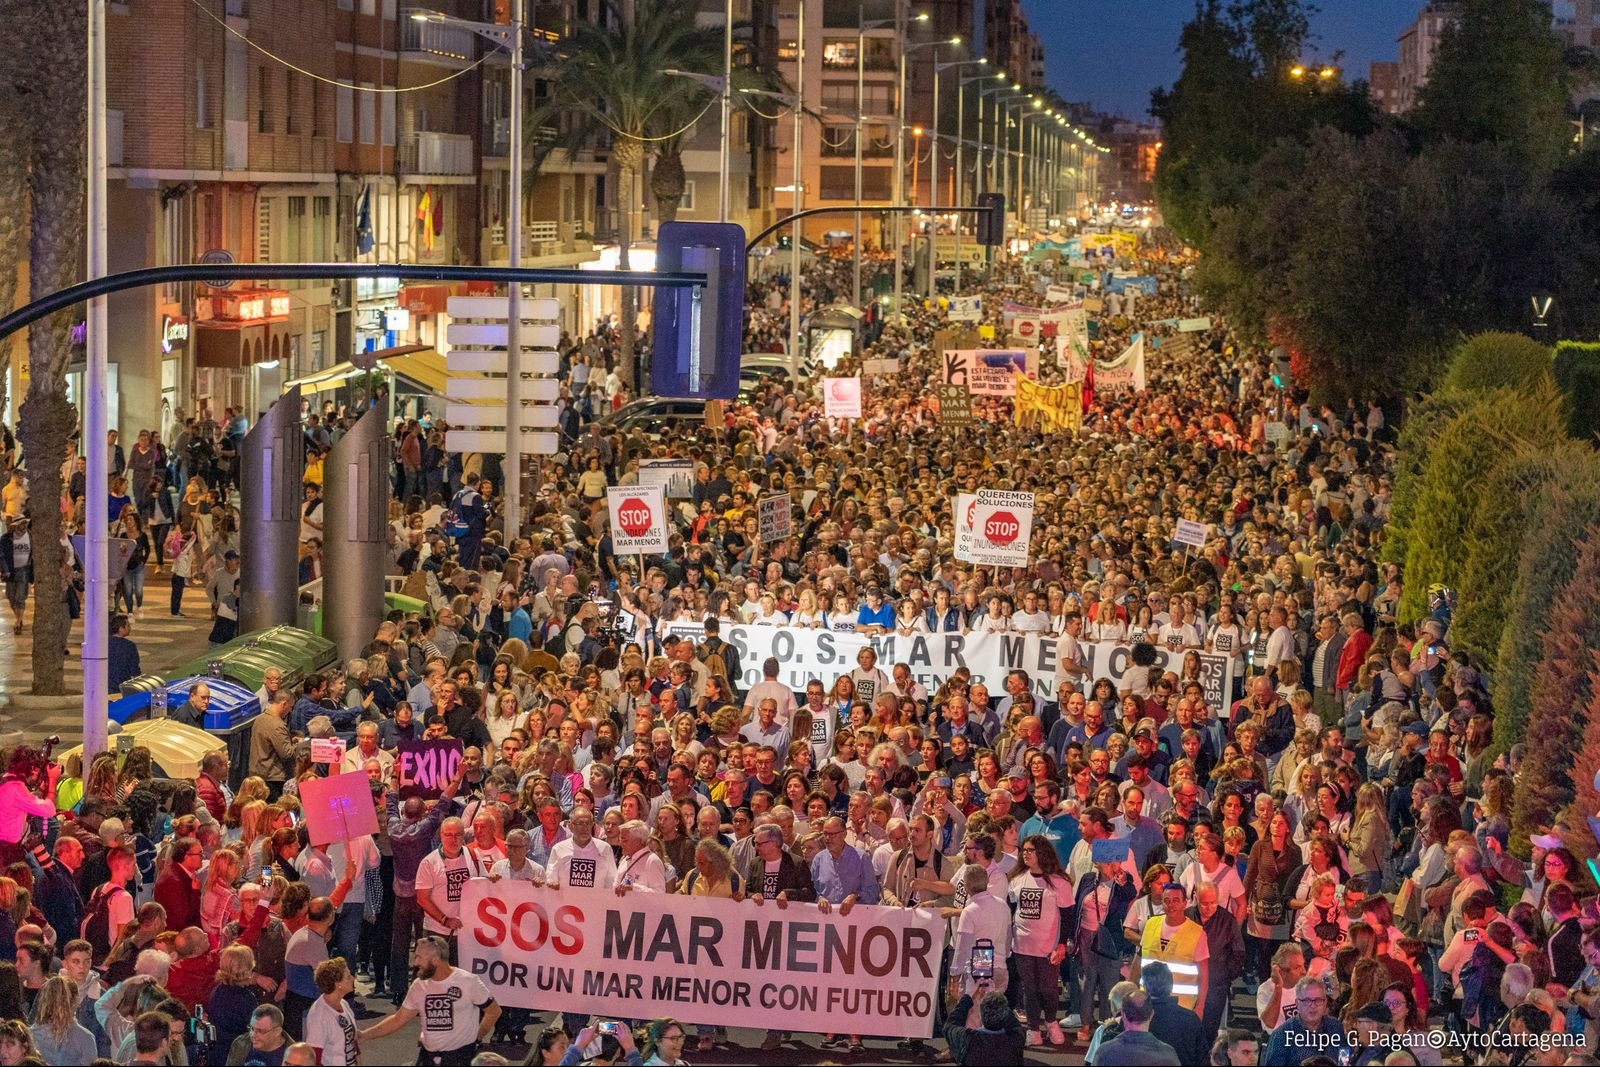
[662,622,869,693]
[1173,519,1209,549]
[954,490,1035,567]
[758,494,792,543]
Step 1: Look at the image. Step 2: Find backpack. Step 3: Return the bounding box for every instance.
[82,884,122,963]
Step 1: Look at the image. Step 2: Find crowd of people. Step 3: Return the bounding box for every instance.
[0,235,1589,1067]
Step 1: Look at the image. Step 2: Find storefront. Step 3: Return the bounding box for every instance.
[192,287,292,421]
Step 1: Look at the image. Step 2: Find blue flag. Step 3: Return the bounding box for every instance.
[355,184,374,255]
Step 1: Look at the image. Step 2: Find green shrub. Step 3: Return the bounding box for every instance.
[1514,526,1600,849]
[1443,331,1552,393]
[1492,464,1600,764]
[1396,382,1567,624]
[1382,389,1468,567]
[1554,341,1600,444]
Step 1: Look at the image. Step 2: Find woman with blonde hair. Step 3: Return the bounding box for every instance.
[207,945,261,1060]
[200,848,241,945]
[487,690,525,757]
[230,799,268,854]
[29,974,93,1065]
[1345,782,1390,893]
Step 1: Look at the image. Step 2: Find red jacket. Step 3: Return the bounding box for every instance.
[154,866,201,932]
[1335,629,1373,691]
[196,773,226,823]
[166,951,218,1010]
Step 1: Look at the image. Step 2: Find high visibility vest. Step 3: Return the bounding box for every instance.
[1140,916,1204,1009]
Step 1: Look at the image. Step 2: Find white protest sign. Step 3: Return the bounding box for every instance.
[861,358,900,378]
[1045,284,1075,304]
[1011,315,1042,346]
[1265,421,1291,449]
[947,295,982,322]
[1095,334,1146,392]
[954,490,1035,567]
[1173,519,1209,549]
[758,494,792,543]
[606,485,669,554]
[460,881,944,1038]
[1177,316,1213,332]
[639,458,696,499]
[823,376,863,419]
[310,738,346,766]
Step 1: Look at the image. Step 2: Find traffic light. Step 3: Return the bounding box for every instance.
[976,193,1006,247]
[1270,346,1292,389]
[652,221,748,400]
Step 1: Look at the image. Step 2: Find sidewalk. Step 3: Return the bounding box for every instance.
[0,574,221,747]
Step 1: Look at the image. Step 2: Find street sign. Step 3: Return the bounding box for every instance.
[200,249,236,289]
[443,295,562,457]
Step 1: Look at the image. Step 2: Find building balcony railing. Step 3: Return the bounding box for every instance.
[480,220,587,261]
[399,17,476,63]
[399,130,476,176]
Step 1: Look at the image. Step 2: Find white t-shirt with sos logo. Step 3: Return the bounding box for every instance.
[545,837,619,891]
[1008,870,1072,957]
[402,967,493,1052]
[415,848,487,934]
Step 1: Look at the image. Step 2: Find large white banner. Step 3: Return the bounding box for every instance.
[954,490,1035,567]
[460,881,943,1039]
[662,622,870,693]
[1096,334,1147,393]
[606,486,669,554]
[659,622,1236,718]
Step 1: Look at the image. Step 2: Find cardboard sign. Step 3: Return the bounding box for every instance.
[758,494,792,543]
[397,739,464,800]
[310,738,346,766]
[606,485,670,554]
[298,771,380,848]
[936,382,973,428]
[1091,837,1131,864]
[1173,519,1209,550]
[823,377,863,419]
[861,358,899,378]
[1177,316,1212,332]
[1265,421,1290,449]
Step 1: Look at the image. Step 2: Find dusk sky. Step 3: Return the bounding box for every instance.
[1022,0,1421,120]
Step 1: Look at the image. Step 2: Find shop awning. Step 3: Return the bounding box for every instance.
[285,344,452,398]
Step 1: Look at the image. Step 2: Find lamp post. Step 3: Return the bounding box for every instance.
[410,6,525,534]
[934,58,985,300]
[85,0,109,755]
[947,66,997,295]
[893,33,955,318]
[719,0,733,222]
[853,6,924,308]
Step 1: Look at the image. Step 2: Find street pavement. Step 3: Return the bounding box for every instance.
[0,572,219,745]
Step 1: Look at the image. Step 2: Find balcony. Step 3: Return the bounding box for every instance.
[108,108,123,166]
[399,17,477,65]
[400,131,475,176]
[479,220,589,262]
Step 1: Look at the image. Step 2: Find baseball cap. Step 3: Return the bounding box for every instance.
[1354,1001,1394,1025]
[1402,721,1428,738]
[1006,764,1029,781]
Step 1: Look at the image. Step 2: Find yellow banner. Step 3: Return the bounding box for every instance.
[1013,376,1082,434]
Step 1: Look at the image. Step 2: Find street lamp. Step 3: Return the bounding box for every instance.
[891,34,957,319]
[852,4,928,308]
[981,85,1030,256]
[931,57,988,297]
[409,5,528,536]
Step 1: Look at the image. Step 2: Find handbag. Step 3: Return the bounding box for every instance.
[1252,878,1285,927]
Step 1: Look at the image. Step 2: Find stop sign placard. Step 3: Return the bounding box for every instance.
[607,486,669,552]
[617,501,653,538]
[984,511,1020,545]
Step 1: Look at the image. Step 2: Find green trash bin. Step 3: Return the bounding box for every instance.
[167,625,337,692]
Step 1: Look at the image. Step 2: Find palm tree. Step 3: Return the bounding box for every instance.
[529,0,730,384]
[8,2,86,695]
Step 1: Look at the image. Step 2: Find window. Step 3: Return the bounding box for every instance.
[778,38,797,61]
[359,83,376,144]
[336,84,353,142]
[338,0,352,8]
[285,197,306,263]
[257,66,271,132]
[820,164,855,200]
[196,60,210,129]
[311,83,326,137]
[680,180,696,211]
[382,92,396,146]
[312,197,331,259]
[286,74,300,135]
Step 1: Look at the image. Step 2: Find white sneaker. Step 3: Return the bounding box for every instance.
[1046,1022,1067,1046]
[1025,1030,1043,1047]
[1065,1013,1082,1029]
